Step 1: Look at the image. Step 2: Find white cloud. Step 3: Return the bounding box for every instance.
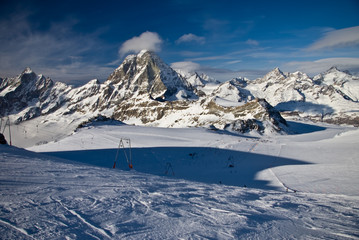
[171,61,201,74]
[226,60,242,65]
[118,31,163,57]
[307,26,359,50]
[284,57,359,75]
[176,33,205,44]
[245,39,259,46]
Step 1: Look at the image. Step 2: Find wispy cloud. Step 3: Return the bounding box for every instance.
[245,39,259,46]
[176,33,205,44]
[0,11,112,83]
[118,31,163,57]
[226,60,242,65]
[284,57,359,75]
[307,26,359,50]
[198,66,267,81]
[203,19,229,32]
[171,60,267,81]
[178,51,207,57]
[187,54,232,61]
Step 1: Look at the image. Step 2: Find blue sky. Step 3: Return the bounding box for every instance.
[0,0,359,84]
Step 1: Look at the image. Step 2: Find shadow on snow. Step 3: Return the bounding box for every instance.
[43,147,310,191]
[286,121,327,134]
[275,101,334,115]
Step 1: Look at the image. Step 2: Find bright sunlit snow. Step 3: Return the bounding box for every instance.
[1,120,358,239]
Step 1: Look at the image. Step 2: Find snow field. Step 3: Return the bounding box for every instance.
[1,144,358,239]
[1,120,358,239]
[29,121,359,195]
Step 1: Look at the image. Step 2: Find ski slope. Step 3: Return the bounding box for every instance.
[1,121,359,239]
[30,121,359,195]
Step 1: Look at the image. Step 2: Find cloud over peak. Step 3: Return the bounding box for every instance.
[171,61,201,74]
[119,31,163,57]
[307,26,359,50]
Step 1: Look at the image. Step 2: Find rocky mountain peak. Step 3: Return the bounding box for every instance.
[324,66,350,75]
[2,68,53,93]
[270,67,285,76]
[0,68,54,118]
[256,67,286,83]
[18,67,37,83]
[106,50,194,101]
[23,67,33,74]
[313,66,358,87]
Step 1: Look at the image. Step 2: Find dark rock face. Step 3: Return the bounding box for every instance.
[223,99,288,134]
[226,119,263,133]
[257,99,287,127]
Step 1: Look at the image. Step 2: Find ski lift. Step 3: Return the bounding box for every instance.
[113,138,133,169]
[164,162,175,176]
[226,156,234,168]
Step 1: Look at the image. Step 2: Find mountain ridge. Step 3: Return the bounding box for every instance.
[1,50,358,146]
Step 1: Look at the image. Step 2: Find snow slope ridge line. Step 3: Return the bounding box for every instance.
[273,144,298,193]
[52,198,112,239]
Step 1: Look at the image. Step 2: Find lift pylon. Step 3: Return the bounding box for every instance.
[113,138,133,169]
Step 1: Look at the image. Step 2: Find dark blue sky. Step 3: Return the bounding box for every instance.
[1,0,359,83]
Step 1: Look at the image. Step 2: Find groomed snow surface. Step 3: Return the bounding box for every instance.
[1,121,359,239]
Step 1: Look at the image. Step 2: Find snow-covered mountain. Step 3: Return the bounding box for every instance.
[0,67,54,119]
[1,50,358,147]
[0,51,288,141]
[244,67,359,125]
[106,50,195,101]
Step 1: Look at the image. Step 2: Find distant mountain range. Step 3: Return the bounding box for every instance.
[1,50,358,137]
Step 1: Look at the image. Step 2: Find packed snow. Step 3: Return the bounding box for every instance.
[1,120,358,239]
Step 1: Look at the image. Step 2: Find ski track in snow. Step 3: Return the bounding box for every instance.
[0,218,34,239]
[52,198,112,239]
[1,121,359,239]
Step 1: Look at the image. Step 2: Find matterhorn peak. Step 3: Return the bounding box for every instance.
[106,50,194,101]
[137,49,151,57]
